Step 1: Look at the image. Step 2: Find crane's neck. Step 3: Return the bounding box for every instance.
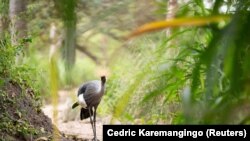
[100,82,105,95]
[100,76,106,95]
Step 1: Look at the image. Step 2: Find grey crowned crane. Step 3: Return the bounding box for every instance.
[72,76,106,141]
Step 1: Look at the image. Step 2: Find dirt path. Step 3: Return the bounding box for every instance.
[42,89,110,141]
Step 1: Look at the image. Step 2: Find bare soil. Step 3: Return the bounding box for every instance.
[0,81,72,141]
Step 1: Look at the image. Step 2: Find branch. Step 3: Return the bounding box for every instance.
[76,44,100,64]
[101,31,123,41]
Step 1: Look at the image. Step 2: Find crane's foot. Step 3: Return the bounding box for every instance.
[92,137,99,141]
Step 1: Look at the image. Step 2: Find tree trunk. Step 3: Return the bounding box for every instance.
[54,0,76,71]
[63,20,76,71]
[0,0,9,39]
[166,0,178,37]
[53,0,76,85]
[9,0,27,45]
[162,0,178,116]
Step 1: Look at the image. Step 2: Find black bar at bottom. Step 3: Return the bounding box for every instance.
[103,125,250,140]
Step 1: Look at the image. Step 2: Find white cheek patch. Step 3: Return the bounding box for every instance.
[78,94,87,108]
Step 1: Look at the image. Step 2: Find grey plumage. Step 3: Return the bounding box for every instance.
[79,80,103,107]
[72,76,106,141]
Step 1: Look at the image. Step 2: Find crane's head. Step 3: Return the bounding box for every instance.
[101,76,106,84]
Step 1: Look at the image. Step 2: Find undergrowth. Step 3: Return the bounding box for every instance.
[0,36,45,140]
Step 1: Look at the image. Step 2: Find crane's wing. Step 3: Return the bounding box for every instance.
[74,80,101,108]
[83,81,102,107]
[84,81,101,94]
[77,83,88,96]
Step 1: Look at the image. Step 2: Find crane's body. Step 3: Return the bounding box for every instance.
[72,76,106,141]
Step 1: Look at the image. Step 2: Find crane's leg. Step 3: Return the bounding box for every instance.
[88,108,95,140]
[93,107,97,141]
